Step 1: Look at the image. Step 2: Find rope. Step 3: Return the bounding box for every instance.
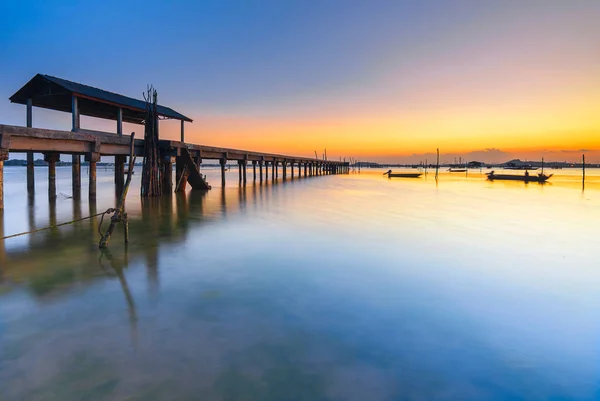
[98,208,117,243]
[0,208,116,241]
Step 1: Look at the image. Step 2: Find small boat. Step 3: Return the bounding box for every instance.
[486,171,552,182]
[448,168,467,172]
[384,170,422,178]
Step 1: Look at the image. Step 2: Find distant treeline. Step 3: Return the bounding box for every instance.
[353,161,600,169]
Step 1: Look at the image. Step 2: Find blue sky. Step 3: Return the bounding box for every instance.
[1,0,599,162]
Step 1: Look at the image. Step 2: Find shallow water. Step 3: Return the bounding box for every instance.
[1,166,599,400]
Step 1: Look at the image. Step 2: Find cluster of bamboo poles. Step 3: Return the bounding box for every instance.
[140,86,161,197]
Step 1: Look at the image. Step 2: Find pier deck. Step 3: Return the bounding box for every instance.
[0,123,348,208]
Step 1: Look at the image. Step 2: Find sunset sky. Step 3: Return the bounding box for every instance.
[1,0,599,163]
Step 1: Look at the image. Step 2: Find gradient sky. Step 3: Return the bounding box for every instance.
[1,0,599,163]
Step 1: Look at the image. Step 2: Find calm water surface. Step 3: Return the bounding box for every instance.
[0,166,599,400]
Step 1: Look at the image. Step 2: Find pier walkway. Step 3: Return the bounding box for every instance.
[0,74,348,209]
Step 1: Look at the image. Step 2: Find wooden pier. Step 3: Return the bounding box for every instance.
[0,74,349,209]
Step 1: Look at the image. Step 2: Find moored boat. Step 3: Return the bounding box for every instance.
[384,170,422,178]
[486,171,552,182]
[448,168,467,172]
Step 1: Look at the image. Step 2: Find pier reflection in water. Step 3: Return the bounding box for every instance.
[0,167,599,400]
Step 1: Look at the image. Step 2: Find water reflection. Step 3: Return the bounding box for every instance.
[98,248,138,346]
[0,168,599,400]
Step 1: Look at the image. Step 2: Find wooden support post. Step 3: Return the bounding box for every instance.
[181,120,185,143]
[220,158,227,187]
[272,161,276,180]
[259,161,263,182]
[26,152,34,195]
[86,153,100,200]
[304,163,307,177]
[291,161,294,178]
[72,95,80,131]
[115,155,125,196]
[72,155,81,198]
[44,152,60,200]
[298,162,302,177]
[264,161,268,181]
[0,150,7,209]
[276,161,279,179]
[243,160,247,185]
[253,161,257,181]
[117,107,123,136]
[26,97,33,127]
[26,98,35,195]
[283,160,287,179]
[238,160,243,183]
[161,156,173,193]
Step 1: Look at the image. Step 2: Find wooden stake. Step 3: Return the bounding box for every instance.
[99,133,136,248]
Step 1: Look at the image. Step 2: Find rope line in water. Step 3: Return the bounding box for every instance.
[0,208,115,241]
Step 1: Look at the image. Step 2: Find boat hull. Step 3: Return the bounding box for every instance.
[387,173,422,178]
[487,174,552,182]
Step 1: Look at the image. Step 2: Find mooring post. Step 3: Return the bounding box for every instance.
[26,98,35,195]
[0,150,7,209]
[220,156,227,187]
[252,160,257,181]
[86,153,100,200]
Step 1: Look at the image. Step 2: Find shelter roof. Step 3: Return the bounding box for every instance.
[9,74,192,125]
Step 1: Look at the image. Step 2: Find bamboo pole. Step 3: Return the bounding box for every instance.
[99,133,136,248]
